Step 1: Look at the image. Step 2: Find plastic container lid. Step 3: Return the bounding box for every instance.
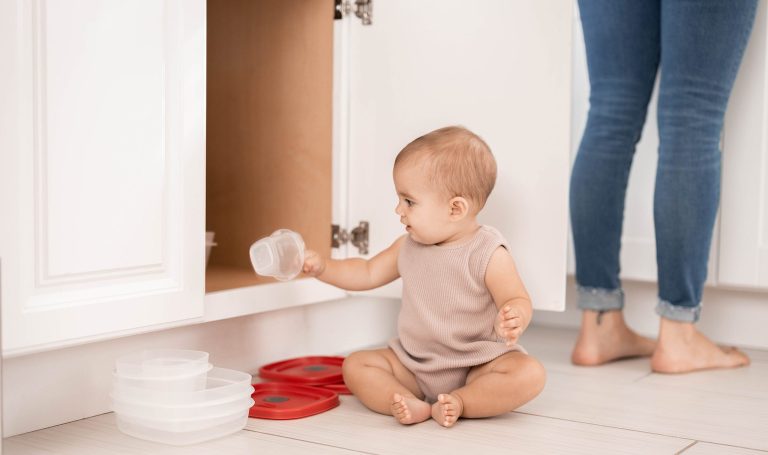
[115,349,209,378]
[249,383,339,419]
[258,356,344,385]
[249,229,305,281]
[318,383,352,395]
[112,367,252,405]
[111,395,254,421]
[113,363,213,392]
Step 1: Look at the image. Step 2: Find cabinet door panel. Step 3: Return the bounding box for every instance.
[720,1,768,289]
[0,0,206,355]
[344,1,572,310]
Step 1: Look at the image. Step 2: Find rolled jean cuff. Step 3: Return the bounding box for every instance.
[576,286,624,312]
[655,299,701,323]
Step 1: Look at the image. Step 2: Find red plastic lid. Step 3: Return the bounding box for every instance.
[258,356,344,385]
[318,383,352,395]
[249,383,339,419]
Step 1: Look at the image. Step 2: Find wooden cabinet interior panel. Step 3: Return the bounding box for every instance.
[206,0,333,292]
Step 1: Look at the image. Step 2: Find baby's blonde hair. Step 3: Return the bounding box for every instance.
[394,126,497,212]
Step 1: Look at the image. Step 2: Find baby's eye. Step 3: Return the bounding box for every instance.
[405,199,414,207]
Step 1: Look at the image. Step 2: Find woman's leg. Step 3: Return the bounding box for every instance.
[570,0,660,365]
[651,0,756,373]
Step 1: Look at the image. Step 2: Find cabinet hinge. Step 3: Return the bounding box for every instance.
[334,0,373,25]
[332,221,369,255]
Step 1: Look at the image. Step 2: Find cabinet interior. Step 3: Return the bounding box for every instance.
[206,0,333,292]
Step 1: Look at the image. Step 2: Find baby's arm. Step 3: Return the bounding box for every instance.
[303,235,406,291]
[485,246,533,346]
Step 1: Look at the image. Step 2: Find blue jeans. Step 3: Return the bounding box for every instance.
[571,0,757,322]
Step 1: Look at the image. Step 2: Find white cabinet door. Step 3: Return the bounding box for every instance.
[341,1,572,311]
[0,0,206,355]
[720,0,768,289]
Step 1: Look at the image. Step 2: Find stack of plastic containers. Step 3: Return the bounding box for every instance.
[111,349,254,445]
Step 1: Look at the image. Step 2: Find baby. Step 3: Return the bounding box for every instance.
[303,126,546,427]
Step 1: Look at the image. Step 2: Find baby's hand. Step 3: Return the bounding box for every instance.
[302,250,326,277]
[495,305,526,346]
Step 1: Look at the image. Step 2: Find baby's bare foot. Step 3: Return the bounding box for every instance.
[431,393,464,428]
[391,393,431,425]
[651,319,750,374]
[572,310,656,366]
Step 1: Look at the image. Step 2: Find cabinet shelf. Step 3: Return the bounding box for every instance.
[203,276,346,323]
[205,265,270,293]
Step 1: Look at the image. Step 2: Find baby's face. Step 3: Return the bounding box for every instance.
[393,163,455,245]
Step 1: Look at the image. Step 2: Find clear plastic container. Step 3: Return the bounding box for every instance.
[206,231,217,267]
[115,349,210,378]
[249,229,305,281]
[115,405,253,433]
[113,363,213,392]
[115,410,249,446]
[111,395,254,421]
[111,367,253,405]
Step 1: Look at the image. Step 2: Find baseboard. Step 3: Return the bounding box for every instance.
[2,296,400,437]
[533,276,768,350]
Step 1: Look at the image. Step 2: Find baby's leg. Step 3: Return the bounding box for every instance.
[433,352,546,427]
[343,348,431,424]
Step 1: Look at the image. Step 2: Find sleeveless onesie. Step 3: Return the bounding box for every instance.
[388,225,526,403]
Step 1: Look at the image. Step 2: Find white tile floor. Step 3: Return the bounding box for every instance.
[5,326,767,454]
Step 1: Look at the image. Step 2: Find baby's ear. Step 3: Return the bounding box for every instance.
[449,196,470,220]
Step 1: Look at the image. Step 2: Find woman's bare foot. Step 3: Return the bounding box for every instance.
[572,310,657,366]
[431,393,464,428]
[651,318,750,374]
[391,393,431,425]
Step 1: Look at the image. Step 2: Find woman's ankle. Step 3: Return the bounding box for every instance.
[580,309,625,329]
[658,317,696,342]
[573,310,655,365]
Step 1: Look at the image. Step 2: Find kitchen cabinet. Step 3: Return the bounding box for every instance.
[719,0,768,290]
[1,0,573,356]
[0,0,206,356]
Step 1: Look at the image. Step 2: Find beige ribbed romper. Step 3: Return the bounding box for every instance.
[388,225,526,403]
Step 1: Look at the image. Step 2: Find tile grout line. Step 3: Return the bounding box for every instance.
[675,441,698,454]
[510,410,766,452]
[242,427,378,455]
[632,371,655,383]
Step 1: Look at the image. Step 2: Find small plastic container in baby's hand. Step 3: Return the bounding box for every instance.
[249,229,305,281]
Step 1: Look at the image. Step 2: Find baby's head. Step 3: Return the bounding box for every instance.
[393,126,497,245]
[394,126,497,214]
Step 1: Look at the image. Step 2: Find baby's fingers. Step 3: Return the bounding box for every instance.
[500,316,522,329]
[499,316,522,335]
[503,327,522,346]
